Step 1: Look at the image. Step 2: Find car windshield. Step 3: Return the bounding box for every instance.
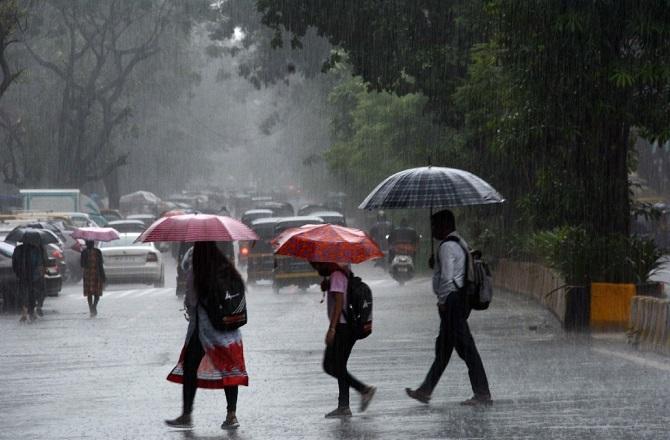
[100,234,145,248]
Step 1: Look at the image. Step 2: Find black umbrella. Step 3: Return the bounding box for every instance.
[5,227,60,245]
[359,166,504,210]
[359,166,504,256]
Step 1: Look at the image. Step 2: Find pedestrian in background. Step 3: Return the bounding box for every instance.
[406,209,491,406]
[12,230,46,322]
[312,261,376,418]
[166,241,248,430]
[81,240,105,317]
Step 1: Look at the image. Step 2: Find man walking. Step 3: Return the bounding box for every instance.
[12,230,46,322]
[406,209,491,405]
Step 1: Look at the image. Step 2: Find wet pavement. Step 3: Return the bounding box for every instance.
[1,259,669,439]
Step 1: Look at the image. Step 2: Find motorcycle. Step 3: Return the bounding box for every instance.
[388,241,416,285]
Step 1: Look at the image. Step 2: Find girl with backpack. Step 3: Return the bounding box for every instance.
[311,262,376,418]
[165,241,248,430]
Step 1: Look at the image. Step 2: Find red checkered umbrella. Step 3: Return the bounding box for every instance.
[271,224,384,264]
[136,214,258,243]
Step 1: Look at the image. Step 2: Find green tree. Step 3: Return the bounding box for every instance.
[326,71,459,204]
[494,0,670,238]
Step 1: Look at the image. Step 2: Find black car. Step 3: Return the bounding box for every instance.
[0,242,18,312]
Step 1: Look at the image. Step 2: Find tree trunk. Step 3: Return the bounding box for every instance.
[104,168,121,209]
[590,124,631,237]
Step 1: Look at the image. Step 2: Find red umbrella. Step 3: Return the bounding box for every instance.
[72,227,120,242]
[271,224,384,264]
[136,214,259,243]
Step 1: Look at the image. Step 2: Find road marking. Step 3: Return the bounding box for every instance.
[112,289,142,298]
[147,288,172,296]
[593,347,670,372]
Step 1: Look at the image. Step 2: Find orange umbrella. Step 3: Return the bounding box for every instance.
[271,224,384,264]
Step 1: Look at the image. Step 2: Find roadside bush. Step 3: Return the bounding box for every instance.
[530,227,662,285]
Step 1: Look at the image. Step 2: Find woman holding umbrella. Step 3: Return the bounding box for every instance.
[134,213,256,430]
[164,241,248,430]
[73,228,119,318]
[80,240,105,317]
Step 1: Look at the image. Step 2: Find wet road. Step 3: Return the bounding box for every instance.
[1,259,669,440]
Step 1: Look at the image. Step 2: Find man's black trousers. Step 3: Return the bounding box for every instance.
[419,291,490,397]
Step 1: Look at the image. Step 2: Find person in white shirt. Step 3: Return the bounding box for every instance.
[406,209,491,406]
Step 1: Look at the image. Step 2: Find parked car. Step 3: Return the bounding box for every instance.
[108,220,146,233]
[297,204,330,216]
[240,209,274,226]
[126,214,157,228]
[254,201,294,217]
[99,233,164,287]
[100,209,123,223]
[0,242,18,312]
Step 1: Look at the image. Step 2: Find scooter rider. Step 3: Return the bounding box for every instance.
[369,211,393,254]
[388,218,419,263]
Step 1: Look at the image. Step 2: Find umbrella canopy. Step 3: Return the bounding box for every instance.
[72,227,120,242]
[272,224,384,264]
[136,214,259,243]
[359,166,504,210]
[5,227,60,245]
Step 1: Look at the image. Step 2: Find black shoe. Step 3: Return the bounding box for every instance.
[460,394,492,406]
[165,414,192,428]
[324,407,352,418]
[360,386,377,412]
[221,415,240,430]
[405,388,431,404]
[36,307,43,317]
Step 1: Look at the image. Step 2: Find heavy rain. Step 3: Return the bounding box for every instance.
[1,1,669,439]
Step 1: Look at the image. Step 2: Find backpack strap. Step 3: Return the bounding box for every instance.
[440,236,470,289]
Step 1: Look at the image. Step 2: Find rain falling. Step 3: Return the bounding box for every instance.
[1,1,669,439]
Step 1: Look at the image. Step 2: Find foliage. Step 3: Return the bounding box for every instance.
[492,0,670,238]
[531,227,663,285]
[324,70,460,205]
[209,0,331,88]
[257,0,489,125]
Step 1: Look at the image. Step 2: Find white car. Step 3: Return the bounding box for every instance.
[99,233,165,287]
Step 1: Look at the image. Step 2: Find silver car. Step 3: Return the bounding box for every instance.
[99,233,165,287]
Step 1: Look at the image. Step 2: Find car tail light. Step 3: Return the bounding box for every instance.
[51,249,63,259]
[146,252,158,262]
[240,247,249,256]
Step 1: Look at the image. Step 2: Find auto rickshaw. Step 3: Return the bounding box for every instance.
[245,217,280,284]
[238,209,275,266]
[255,201,295,217]
[272,216,324,293]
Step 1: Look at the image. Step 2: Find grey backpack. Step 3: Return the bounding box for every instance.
[444,237,493,311]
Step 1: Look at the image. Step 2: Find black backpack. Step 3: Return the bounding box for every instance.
[342,271,373,340]
[443,237,493,311]
[201,274,247,331]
